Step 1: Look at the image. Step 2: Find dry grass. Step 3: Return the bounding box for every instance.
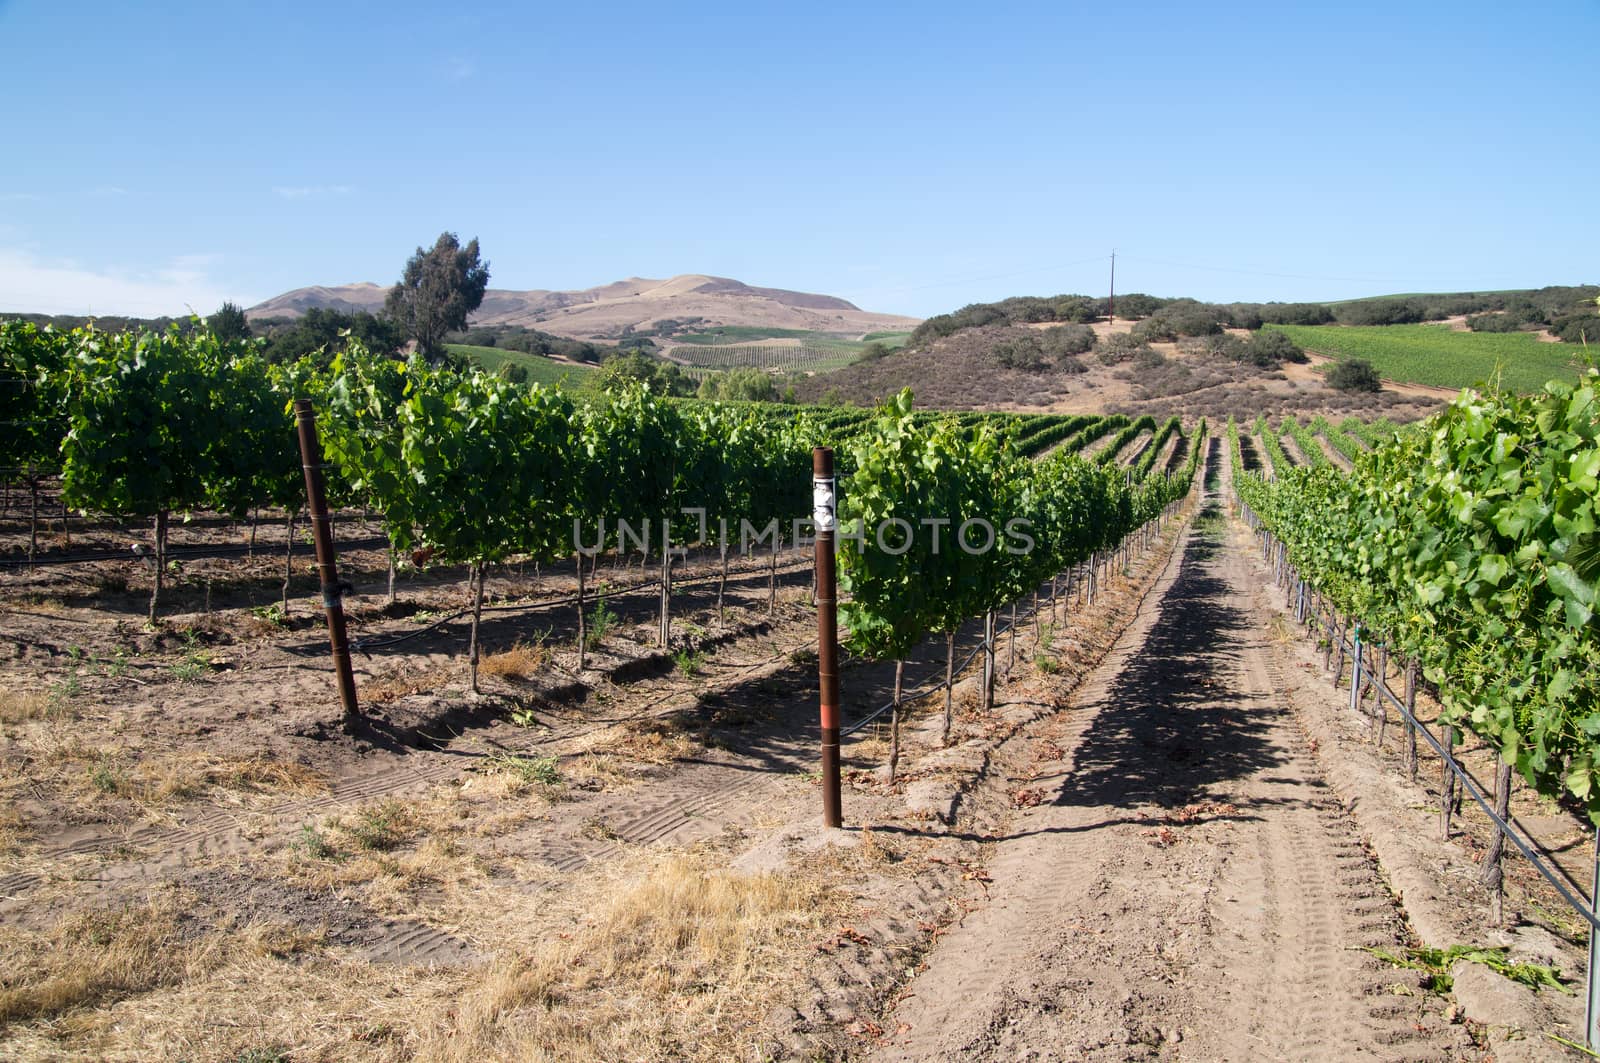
[418,852,837,1062]
[279,793,499,915]
[0,892,222,1027]
[579,719,699,765]
[479,641,547,680]
[364,665,454,706]
[0,802,24,858]
[6,845,840,1062]
[132,754,328,805]
[0,689,52,725]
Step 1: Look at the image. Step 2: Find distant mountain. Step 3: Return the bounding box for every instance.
[247,274,919,339]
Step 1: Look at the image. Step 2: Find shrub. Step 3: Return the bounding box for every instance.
[1096,333,1150,365]
[1129,317,1176,343]
[1248,329,1307,365]
[1038,324,1096,357]
[1550,313,1600,344]
[1327,358,1382,392]
[1257,302,1335,325]
[1466,312,1521,333]
[1334,298,1423,326]
[992,335,1046,371]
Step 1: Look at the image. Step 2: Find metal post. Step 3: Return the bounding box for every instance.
[1587,828,1599,1050]
[1349,631,1363,713]
[293,400,360,730]
[812,448,842,829]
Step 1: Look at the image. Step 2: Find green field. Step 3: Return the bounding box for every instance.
[1268,323,1582,393]
[860,330,912,349]
[446,344,598,389]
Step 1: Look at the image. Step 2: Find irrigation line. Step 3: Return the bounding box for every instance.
[350,554,815,653]
[1242,502,1599,933]
[0,533,391,568]
[840,636,992,738]
[839,497,1184,740]
[1345,626,1598,928]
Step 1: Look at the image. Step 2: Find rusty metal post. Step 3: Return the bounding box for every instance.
[813,447,842,829]
[294,400,360,729]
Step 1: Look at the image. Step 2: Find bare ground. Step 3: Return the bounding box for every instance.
[2,442,1590,1060]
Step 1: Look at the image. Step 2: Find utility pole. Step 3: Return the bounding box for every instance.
[1108,249,1116,324]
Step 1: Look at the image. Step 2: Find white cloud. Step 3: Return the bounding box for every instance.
[0,248,253,317]
[0,193,42,203]
[89,185,129,197]
[272,184,353,200]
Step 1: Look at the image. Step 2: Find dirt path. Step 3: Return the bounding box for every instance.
[871,471,1473,1060]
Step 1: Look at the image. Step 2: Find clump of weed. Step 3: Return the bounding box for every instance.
[293,823,337,860]
[586,596,617,650]
[674,649,704,677]
[249,603,288,629]
[486,751,561,787]
[89,753,125,796]
[1363,944,1569,995]
[347,800,411,852]
[169,628,210,683]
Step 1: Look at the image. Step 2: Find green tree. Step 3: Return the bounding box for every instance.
[1328,358,1382,392]
[696,366,776,402]
[384,232,490,361]
[1247,329,1307,365]
[595,352,692,396]
[208,301,252,343]
[259,308,405,365]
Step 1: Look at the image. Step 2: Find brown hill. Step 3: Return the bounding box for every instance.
[247,274,918,341]
[792,321,1440,421]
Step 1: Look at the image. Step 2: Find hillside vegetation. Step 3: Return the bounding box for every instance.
[1270,324,1584,393]
[443,344,598,388]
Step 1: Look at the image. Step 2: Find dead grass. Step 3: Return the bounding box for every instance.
[418,852,837,1062]
[479,641,547,680]
[132,754,328,805]
[0,892,221,1027]
[364,665,454,706]
[18,845,838,1061]
[580,719,699,765]
[0,802,24,857]
[0,690,51,725]
[280,793,499,916]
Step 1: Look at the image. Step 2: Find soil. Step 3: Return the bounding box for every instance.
[0,441,1591,1059]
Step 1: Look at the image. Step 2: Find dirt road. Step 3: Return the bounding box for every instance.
[871,479,1474,1060]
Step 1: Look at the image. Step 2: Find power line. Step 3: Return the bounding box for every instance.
[847,254,1112,297]
[1113,253,1415,287]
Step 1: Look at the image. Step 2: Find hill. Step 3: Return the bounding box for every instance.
[247,274,918,342]
[792,319,1440,423]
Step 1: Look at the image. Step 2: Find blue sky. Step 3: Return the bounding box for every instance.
[2,0,1596,319]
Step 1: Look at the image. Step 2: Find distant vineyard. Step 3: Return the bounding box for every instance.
[668,344,863,372]
[1267,323,1582,393]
